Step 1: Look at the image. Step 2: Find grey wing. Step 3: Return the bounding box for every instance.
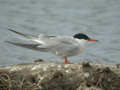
[48,37,79,57]
[5,41,49,52]
[8,29,57,44]
[8,29,37,40]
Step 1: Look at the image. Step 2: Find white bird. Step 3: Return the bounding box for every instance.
[6,29,98,64]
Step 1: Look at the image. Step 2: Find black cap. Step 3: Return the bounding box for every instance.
[73,33,90,40]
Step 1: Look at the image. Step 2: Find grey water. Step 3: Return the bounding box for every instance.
[0,0,120,65]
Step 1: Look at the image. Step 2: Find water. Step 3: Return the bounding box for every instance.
[0,0,120,65]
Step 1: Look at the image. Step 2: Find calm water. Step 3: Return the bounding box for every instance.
[0,0,120,65]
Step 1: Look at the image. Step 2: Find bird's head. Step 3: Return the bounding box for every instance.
[73,33,98,42]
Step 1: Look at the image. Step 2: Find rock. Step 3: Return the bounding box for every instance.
[0,62,120,90]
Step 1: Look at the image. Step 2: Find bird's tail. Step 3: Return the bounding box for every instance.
[8,29,45,44]
[5,41,48,52]
[8,29,37,40]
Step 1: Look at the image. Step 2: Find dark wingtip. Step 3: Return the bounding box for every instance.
[8,28,26,36]
[8,28,18,34]
[8,28,14,32]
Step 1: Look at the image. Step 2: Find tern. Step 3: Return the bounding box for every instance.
[6,29,98,64]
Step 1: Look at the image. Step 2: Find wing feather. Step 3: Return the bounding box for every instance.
[5,41,48,52]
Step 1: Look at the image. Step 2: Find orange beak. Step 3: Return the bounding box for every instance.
[88,39,98,42]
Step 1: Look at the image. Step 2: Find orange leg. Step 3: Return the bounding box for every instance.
[64,57,71,64]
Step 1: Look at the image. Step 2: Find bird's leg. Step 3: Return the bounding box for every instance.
[64,57,71,64]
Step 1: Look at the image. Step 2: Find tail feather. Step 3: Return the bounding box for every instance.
[5,41,48,52]
[8,28,46,44]
[8,29,37,40]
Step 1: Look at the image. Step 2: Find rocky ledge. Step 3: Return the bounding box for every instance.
[0,61,120,90]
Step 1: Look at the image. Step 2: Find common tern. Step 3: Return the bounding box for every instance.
[6,29,98,64]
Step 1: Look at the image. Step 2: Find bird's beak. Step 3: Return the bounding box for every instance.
[88,39,98,42]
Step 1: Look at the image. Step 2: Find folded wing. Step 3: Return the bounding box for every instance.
[5,41,49,52]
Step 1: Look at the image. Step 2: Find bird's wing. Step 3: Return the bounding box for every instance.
[8,29,37,40]
[47,37,79,55]
[8,29,48,44]
[50,36,78,46]
[5,41,49,52]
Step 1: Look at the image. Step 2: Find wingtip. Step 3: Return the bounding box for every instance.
[8,28,18,33]
[7,28,36,41]
[8,28,13,31]
[8,28,26,36]
[8,28,14,31]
